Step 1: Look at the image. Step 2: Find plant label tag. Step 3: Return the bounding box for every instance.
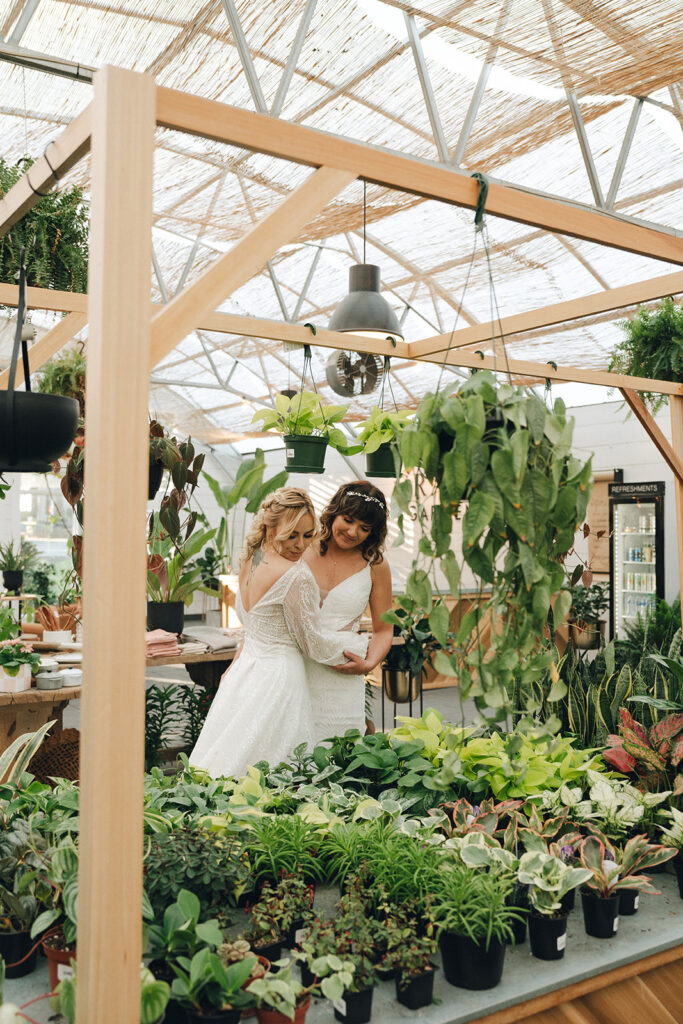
[333,999,347,1017]
[557,934,566,951]
[286,449,295,459]
[613,917,619,932]
[634,896,639,909]
[295,928,307,944]
[58,964,74,981]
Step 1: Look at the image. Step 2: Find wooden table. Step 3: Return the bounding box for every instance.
[0,648,238,755]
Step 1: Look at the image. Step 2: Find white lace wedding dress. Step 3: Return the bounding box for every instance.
[306,563,373,743]
[189,560,368,779]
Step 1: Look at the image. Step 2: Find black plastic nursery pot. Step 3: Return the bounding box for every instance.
[284,916,307,948]
[395,967,435,1011]
[147,600,185,635]
[333,985,374,1024]
[0,392,79,474]
[283,435,327,474]
[163,1000,188,1024]
[365,442,400,478]
[0,928,38,978]
[148,459,164,500]
[581,889,619,939]
[528,914,568,961]
[300,963,316,988]
[438,932,506,990]
[618,888,641,916]
[2,569,23,593]
[560,887,576,914]
[186,1009,241,1024]
[675,854,683,899]
[252,939,282,964]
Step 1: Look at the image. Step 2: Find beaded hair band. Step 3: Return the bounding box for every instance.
[344,491,386,508]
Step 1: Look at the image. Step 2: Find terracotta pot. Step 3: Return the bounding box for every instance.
[256,998,310,1024]
[42,937,76,991]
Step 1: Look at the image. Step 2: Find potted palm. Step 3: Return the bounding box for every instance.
[568,582,609,650]
[0,540,39,594]
[517,851,591,960]
[252,391,349,474]
[354,407,412,478]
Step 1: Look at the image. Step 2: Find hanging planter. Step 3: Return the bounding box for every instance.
[0,254,78,475]
[252,353,350,477]
[354,365,412,479]
[365,442,397,478]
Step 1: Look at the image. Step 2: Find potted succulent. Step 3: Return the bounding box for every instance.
[517,851,591,960]
[0,540,39,594]
[430,864,520,990]
[171,948,255,1023]
[54,964,170,1024]
[354,407,413,478]
[609,297,683,413]
[218,938,270,986]
[252,390,349,474]
[659,807,683,899]
[568,582,609,650]
[578,832,676,939]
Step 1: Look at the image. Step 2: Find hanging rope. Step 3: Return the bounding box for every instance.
[378,355,399,412]
[292,344,329,434]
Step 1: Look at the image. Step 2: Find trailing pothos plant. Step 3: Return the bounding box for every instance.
[391,371,593,720]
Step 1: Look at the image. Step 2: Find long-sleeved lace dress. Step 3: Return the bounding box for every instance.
[189,560,368,778]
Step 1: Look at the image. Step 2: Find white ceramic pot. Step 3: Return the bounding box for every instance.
[0,663,32,693]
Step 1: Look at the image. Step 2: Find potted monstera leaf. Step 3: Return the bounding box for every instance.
[252,391,349,474]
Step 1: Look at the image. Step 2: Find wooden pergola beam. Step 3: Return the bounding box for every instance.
[0,104,92,235]
[156,87,683,266]
[149,166,356,366]
[620,388,683,484]
[409,269,683,358]
[0,312,87,388]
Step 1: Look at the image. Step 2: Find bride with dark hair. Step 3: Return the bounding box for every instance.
[190,487,368,778]
[303,480,393,741]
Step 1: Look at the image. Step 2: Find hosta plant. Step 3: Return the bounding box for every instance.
[602,707,683,796]
[394,371,592,719]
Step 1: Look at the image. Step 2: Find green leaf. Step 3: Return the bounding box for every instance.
[440,550,461,594]
[441,448,468,504]
[554,590,572,625]
[400,430,424,470]
[428,602,451,647]
[462,491,495,549]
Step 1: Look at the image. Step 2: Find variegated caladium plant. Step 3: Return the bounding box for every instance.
[603,707,683,797]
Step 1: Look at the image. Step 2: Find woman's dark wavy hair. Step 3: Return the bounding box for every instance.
[319,480,388,565]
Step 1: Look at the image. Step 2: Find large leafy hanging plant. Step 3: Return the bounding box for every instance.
[609,297,683,413]
[389,370,593,720]
[0,157,88,292]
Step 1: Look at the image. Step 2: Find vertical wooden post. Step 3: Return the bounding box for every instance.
[77,66,155,1024]
[671,397,683,633]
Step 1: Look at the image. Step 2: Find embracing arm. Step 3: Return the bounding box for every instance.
[282,569,368,666]
[333,558,394,675]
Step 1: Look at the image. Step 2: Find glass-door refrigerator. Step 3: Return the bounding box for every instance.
[609,482,665,641]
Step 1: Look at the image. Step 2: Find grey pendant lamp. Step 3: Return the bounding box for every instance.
[328,183,403,343]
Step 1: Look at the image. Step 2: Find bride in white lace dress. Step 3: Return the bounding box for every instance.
[303,481,393,742]
[190,488,368,778]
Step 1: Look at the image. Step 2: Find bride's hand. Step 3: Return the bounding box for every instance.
[332,650,370,674]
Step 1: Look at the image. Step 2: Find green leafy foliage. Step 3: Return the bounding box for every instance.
[36,346,86,417]
[354,406,413,454]
[252,390,349,450]
[0,539,39,573]
[609,298,683,411]
[0,157,88,294]
[397,372,592,720]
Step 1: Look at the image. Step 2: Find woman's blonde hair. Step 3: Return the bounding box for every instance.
[240,487,316,566]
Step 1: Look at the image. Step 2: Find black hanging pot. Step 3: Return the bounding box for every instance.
[365,442,400,479]
[147,601,184,635]
[2,569,23,593]
[528,913,568,961]
[284,435,327,474]
[395,966,435,1010]
[438,931,505,990]
[0,255,78,474]
[581,889,619,939]
[148,460,164,500]
[333,985,374,1024]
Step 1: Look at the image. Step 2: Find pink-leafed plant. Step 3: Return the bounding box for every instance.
[579,832,676,898]
[603,707,683,797]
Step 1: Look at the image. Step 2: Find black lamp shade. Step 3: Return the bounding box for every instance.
[328,264,403,340]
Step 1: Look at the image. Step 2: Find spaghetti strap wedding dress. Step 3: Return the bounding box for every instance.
[306,563,373,744]
[189,560,368,779]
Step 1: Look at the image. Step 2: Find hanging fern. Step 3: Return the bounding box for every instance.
[0,156,89,293]
[609,298,683,412]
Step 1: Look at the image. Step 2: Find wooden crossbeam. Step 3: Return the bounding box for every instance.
[156,87,683,266]
[620,388,683,484]
[149,166,356,366]
[0,312,87,388]
[0,104,92,236]
[409,269,683,358]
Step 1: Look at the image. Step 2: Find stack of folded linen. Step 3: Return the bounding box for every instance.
[145,629,181,658]
[181,625,243,652]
